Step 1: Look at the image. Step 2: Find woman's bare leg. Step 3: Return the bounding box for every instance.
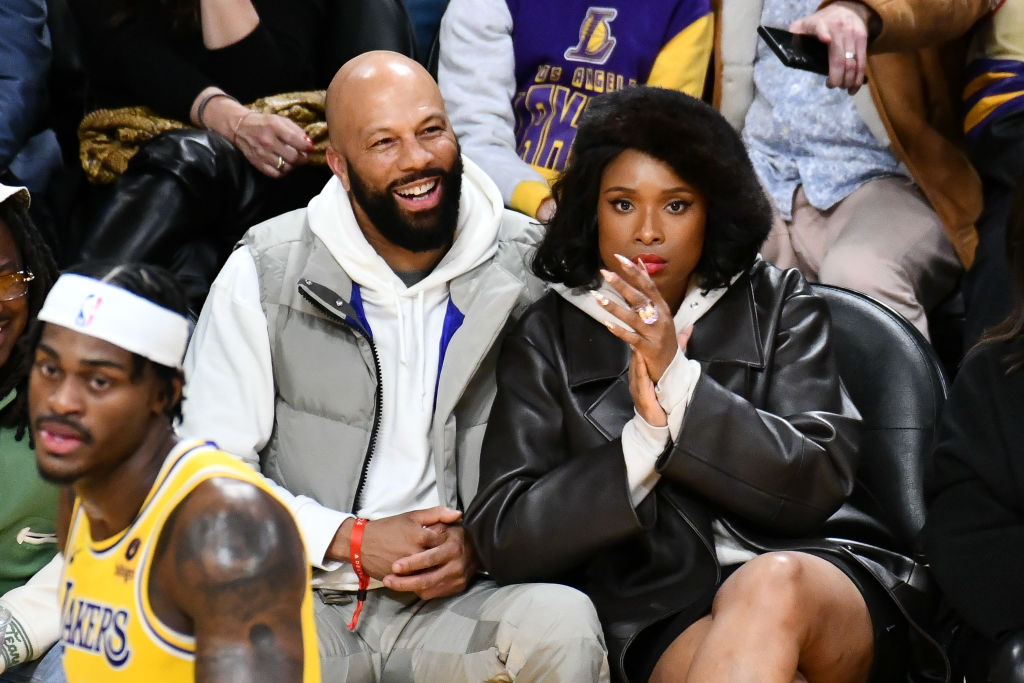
[649,614,712,682]
[649,551,874,683]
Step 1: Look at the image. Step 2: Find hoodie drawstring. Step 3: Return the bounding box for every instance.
[392,287,432,406]
[393,287,408,366]
[416,290,428,403]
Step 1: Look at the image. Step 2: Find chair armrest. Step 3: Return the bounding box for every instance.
[990,632,1024,683]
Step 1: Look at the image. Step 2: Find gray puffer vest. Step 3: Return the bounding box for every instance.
[241,208,545,514]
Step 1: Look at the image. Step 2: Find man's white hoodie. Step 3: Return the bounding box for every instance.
[181,157,509,585]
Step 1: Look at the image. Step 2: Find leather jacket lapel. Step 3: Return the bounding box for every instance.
[688,270,767,368]
[584,376,634,441]
[564,306,629,387]
[561,305,633,440]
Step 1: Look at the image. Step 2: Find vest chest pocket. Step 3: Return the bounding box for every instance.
[275,316,377,417]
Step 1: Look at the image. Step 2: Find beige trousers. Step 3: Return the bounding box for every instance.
[761,177,960,339]
[313,579,609,682]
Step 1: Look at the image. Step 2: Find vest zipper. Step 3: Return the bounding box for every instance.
[351,334,382,516]
[297,283,382,516]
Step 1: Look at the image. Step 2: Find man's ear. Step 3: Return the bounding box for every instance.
[326,146,351,191]
[169,371,183,409]
[152,370,184,417]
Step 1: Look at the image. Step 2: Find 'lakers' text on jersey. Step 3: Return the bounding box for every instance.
[59,441,320,681]
[59,589,131,668]
[509,1,713,177]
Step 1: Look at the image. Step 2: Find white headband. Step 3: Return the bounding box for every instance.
[37,274,190,369]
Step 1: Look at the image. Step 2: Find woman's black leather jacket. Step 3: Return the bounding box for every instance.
[466,261,868,677]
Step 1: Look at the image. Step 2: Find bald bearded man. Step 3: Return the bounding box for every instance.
[179,51,609,681]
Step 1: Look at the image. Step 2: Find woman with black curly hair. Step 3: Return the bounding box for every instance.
[0,183,60,679]
[466,87,913,682]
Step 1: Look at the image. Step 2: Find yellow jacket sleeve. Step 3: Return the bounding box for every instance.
[647,12,714,97]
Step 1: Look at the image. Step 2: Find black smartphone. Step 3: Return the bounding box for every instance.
[757,25,830,76]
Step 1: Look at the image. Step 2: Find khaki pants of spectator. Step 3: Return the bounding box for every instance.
[313,579,609,682]
[761,177,961,339]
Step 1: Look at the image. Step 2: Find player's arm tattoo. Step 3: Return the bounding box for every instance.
[161,479,309,682]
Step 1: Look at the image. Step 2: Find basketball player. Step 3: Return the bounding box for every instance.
[29,263,319,682]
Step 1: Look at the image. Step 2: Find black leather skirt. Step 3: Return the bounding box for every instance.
[623,550,907,683]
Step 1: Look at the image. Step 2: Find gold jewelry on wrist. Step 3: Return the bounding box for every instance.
[230,111,256,144]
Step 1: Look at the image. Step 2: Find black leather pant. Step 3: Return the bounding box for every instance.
[76,128,329,312]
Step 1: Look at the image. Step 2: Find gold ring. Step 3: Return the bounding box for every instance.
[635,300,659,325]
[276,155,285,171]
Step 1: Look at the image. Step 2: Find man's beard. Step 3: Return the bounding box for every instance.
[347,154,463,253]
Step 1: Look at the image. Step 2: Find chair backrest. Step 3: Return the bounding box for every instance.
[426,27,441,79]
[811,284,949,558]
[317,0,418,84]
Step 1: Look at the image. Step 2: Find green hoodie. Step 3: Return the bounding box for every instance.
[0,391,59,596]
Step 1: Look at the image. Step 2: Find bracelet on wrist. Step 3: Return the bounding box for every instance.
[347,517,371,631]
[196,91,238,129]
[230,111,256,144]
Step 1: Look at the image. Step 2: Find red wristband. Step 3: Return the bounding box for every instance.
[347,518,370,631]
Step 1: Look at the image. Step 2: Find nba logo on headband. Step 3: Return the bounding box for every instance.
[75,295,103,328]
[38,274,190,369]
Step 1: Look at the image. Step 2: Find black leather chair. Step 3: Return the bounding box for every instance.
[812,283,952,679]
[426,28,441,79]
[811,284,949,559]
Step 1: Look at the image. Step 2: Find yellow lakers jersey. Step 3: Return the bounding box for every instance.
[59,440,320,682]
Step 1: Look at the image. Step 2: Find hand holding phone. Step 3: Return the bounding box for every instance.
[757,25,830,76]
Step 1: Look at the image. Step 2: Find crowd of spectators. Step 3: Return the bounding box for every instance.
[67,0,331,310]
[1,0,1023,681]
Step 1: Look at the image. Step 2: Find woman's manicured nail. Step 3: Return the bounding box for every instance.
[600,268,616,282]
[590,290,610,306]
[614,253,633,267]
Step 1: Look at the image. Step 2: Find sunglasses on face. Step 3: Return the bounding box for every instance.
[0,270,34,301]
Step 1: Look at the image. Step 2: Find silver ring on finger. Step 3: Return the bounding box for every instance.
[844,50,856,61]
[634,299,659,325]
[276,155,286,171]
